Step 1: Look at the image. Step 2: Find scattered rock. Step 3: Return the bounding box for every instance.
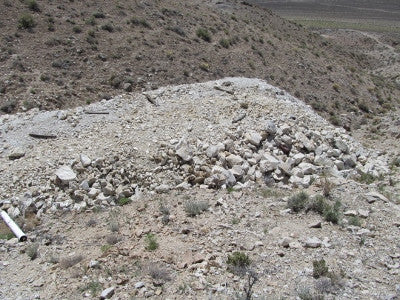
[55,166,76,184]
[304,237,322,248]
[100,287,115,299]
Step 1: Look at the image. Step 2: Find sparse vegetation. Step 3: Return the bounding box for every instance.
[196,28,211,42]
[184,200,209,217]
[287,191,309,212]
[313,259,329,279]
[348,216,361,227]
[27,0,40,12]
[117,197,131,206]
[18,14,35,29]
[145,233,158,251]
[26,243,39,260]
[0,232,14,240]
[227,252,251,268]
[146,264,171,283]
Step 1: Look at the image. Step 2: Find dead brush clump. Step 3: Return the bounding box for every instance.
[60,255,83,269]
[145,263,172,285]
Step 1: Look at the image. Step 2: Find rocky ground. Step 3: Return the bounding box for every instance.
[0,78,399,299]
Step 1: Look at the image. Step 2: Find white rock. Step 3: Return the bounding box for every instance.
[206,145,219,158]
[135,282,145,289]
[176,145,193,162]
[265,120,277,135]
[55,166,76,184]
[304,237,322,248]
[292,153,305,165]
[226,154,243,167]
[358,209,369,218]
[245,131,262,146]
[80,154,91,167]
[100,287,115,299]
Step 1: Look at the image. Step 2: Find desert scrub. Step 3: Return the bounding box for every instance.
[306,195,329,214]
[219,38,231,48]
[18,14,35,29]
[199,62,210,72]
[348,216,361,227]
[287,191,309,212]
[0,232,14,240]
[117,197,131,206]
[196,28,211,42]
[101,23,114,32]
[27,0,40,12]
[26,243,39,260]
[313,259,329,279]
[323,200,341,224]
[145,233,158,251]
[227,252,251,268]
[184,200,209,217]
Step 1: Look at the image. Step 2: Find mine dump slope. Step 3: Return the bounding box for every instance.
[0,79,399,299]
[0,0,398,128]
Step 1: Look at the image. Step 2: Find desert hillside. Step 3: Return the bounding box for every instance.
[0,0,398,128]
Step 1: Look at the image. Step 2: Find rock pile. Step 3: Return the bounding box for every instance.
[0,78,390,218]
[154,118,389,190]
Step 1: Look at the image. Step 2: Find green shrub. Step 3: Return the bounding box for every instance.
[227,252,250,268]
[357,172,377,184]
[196,28,211,42]
[348,216,361,227]
[145,233,158,251]
[27,0,40,12]
[313,259,329,279]
[72,26,82,33]
[101,23,114,32]
[93,12,106,18]
[219,38,230,48]
[307,195,329,214]
[117,197,131,206]
[0,233,14,240]
[184,200,209,217]
[323,200,341,224]
[18,14,35,29]
[287,191,309,212]
[129,17,151,28]
[26,243,39,260]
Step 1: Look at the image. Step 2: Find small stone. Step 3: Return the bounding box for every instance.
[206,145,219,158]
[226,154,243,167]
[309,221,322,228]
[279,237,293,248]
[305,237,322,248]
[358,209,369,218]
[8,148,25,160]
[365,192,388,203]
[89,260,100,269]
[80,154,92,167]
[55,166,76,184]
[135,282,145,289]
[245,131,262,146]
[176,145,193,162]
[155,184,170,193]
[100,287,115,299]
[344,210,357,216]
[265,120,277,135]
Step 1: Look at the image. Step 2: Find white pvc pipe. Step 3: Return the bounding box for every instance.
[1,210,27,242]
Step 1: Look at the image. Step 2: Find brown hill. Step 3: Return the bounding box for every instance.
[0,0,398,128]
